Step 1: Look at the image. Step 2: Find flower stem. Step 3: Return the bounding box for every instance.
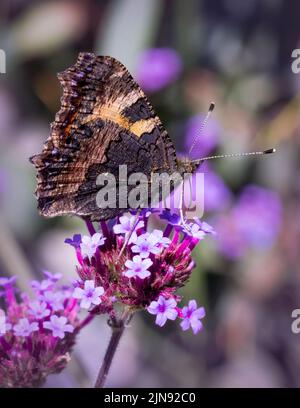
[94,311,132,388]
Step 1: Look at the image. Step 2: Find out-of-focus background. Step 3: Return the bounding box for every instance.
[0,0,300,388]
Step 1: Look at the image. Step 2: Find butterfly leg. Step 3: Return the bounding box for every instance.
[179,207,192,233]
[179,181,192,233]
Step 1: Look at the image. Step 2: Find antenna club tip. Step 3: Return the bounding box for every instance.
[209,102,215,112]
[263,148,276,154]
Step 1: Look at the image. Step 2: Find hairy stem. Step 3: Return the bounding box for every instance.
[94,311,132,388]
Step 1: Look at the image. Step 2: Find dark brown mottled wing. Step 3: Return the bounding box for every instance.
[30,52,178,221]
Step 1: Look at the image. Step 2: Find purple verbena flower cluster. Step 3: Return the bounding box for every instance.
[65,212,213,334]
[0,272,90,388]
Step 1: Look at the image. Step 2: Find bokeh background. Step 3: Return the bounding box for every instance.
[0,0,300,387]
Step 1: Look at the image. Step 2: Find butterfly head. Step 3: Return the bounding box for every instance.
[177,157,199,176]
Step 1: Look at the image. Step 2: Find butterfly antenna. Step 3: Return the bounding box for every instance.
[188,102,215,156]
[192,148,276,166]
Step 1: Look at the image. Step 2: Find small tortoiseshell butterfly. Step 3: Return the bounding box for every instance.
[30,52,274,221]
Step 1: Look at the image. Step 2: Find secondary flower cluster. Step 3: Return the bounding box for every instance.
[0,273,91,388]
[65,211,212,334]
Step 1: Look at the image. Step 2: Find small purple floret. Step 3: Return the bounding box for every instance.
[43,315,74,339]
[124,255,152,279]
[65,234,82,249]
[147,295,178,327]
[73,280,104,309]
[13,318,39,337]
[180,300,205,334]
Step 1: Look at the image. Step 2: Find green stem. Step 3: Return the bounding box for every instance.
[94,311,132,388]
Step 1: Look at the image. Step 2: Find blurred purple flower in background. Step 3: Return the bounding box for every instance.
[215,214,248,259]
[180,111,231,214]
[184,114,220,159]
[233,185,282,247]
[174,162,231,215]
[136,48,182,92]
[0,275,93,387]
[203,169,232,212]
[0,168,7,197]
[216,185,282,259]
